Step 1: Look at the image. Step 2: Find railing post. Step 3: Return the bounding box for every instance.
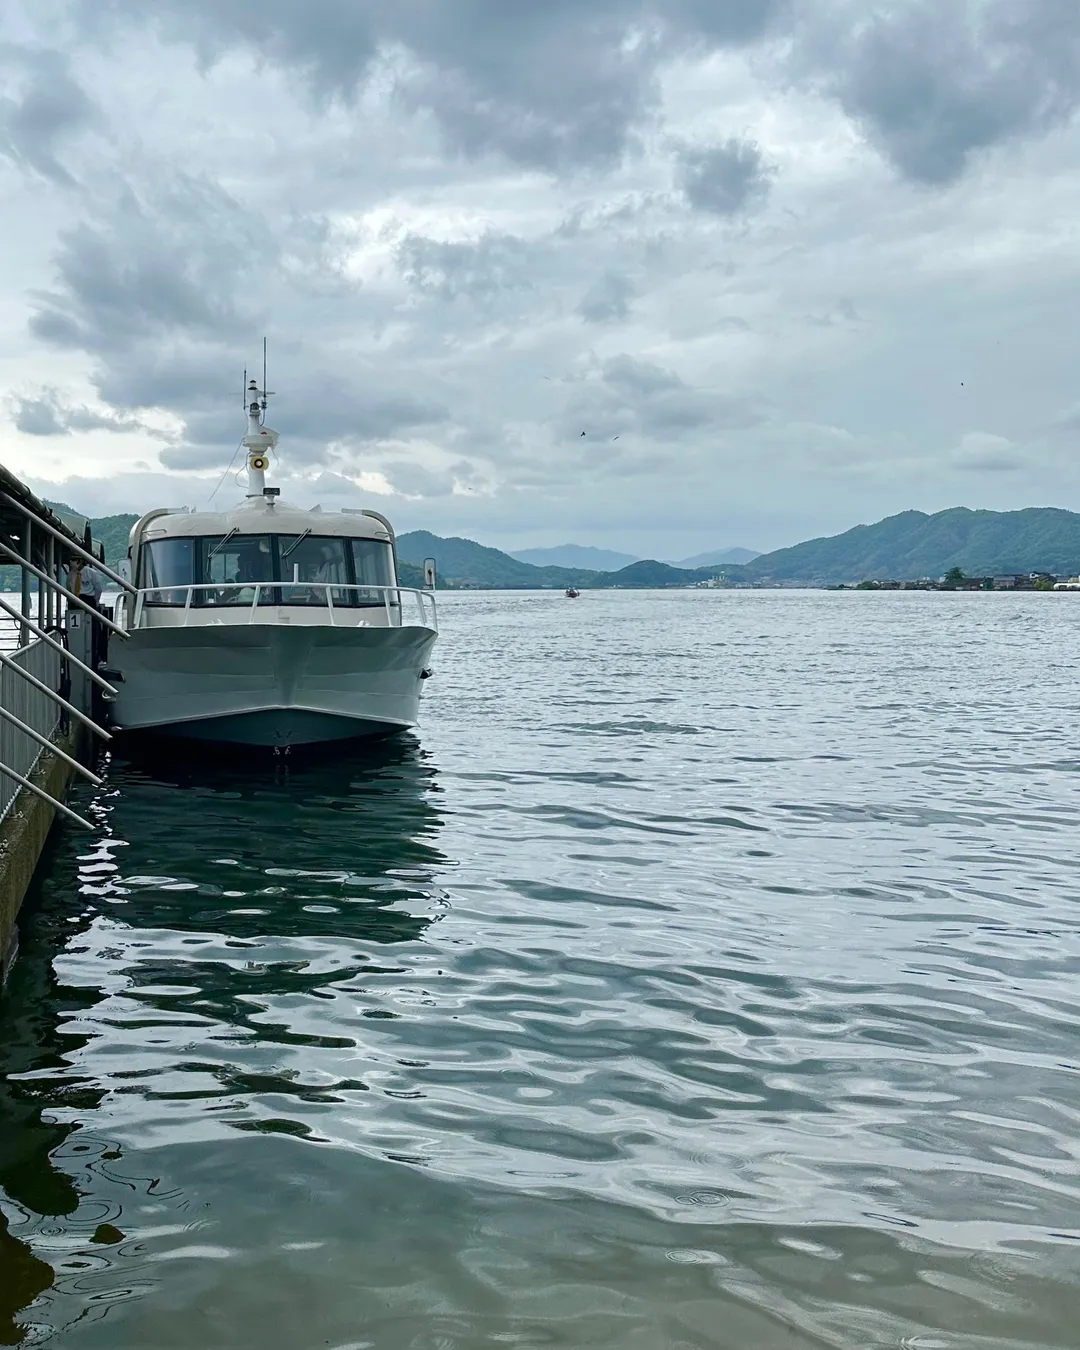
[20,519,31,647]
[0,492,137,595]
[0,595,116,693]
[43,535,52,629]
[0,651,110,741]
[36,545,44,639]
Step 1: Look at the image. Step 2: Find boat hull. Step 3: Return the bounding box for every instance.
[108,623,437,747]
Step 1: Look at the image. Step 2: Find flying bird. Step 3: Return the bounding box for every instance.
[580,431,586,437]
[612,436,619,441]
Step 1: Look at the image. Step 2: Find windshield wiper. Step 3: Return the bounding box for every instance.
[208,528,238,557]
[281,529,311,560]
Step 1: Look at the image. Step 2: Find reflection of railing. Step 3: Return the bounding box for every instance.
[121,582,438,632]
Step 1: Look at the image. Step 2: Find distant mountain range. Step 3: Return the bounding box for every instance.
[395,531,719,588]
[510,544,762,570]
[743,507,1080,585]
[31,502,1080,590]
[670,547,760,567]
[510,544,639,570]
[400,509,1080,587]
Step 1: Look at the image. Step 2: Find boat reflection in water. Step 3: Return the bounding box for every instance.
[106,732,447,940]
[0,735,447,1344]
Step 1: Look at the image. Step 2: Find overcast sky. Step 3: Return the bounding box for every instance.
[1,1,1079,556]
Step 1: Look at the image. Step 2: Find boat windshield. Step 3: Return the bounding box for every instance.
[276,535,353,607]
[138,534,397,607]
[139,537,196,605]
[352,539,395,602]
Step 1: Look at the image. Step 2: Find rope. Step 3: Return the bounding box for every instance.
[207,440,245,506]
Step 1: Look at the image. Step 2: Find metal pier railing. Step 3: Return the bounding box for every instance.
[0,641,99,830]
[0,470,137,831]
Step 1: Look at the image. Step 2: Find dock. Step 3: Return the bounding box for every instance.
[0,464,135,983]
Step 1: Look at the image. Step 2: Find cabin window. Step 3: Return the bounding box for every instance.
[277,535,353,607]
[139,532,397,607]
[351,540,396,604]
[139,538,195,605]
[200,534,276,606]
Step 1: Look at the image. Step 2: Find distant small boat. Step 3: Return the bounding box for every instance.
[565,588,581,599]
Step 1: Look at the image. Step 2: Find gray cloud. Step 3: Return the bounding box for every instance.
[6,0,1080,558]
[158,444,229,471]
[378,460,457,498]
[666,0,788,44]
[11,392,66,437]
[0,47,98,186]
[677,138,774,216]
[95,0,656,170]
[563,354,767,443]
[61,0,1080,186]
[85,0,791,173]
[21,169,450,469]
[578,270,635,324]
[10,389,150,436]
[30,174,273,353]
[272,378,448,451]
[156,374,448,471]
[397,231,534,302]
[950,431,1023,472]
[800,0,1080,184]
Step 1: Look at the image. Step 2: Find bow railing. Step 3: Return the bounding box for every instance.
[116,583,438,632]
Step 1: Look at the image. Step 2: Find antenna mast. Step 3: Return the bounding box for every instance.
[243,338,278,498]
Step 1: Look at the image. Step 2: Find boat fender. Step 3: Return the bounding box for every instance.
[419,668,434,680]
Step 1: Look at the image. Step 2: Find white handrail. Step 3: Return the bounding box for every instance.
[126,582,438,632]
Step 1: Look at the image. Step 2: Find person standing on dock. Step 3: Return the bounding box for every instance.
[66,557,107,668]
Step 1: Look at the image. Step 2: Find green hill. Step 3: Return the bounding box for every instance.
[397,530,602,587]
[31,500,1076,592]
[606,560,708,587]
[397,530,551,586]
[8,508,732,592]
[396,531,730,588]
[747,507,1080,585]
[44,501,137,567]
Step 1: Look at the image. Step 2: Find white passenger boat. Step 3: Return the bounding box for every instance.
[107,379,438,747]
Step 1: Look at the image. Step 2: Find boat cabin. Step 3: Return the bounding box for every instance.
[122,495,414,628]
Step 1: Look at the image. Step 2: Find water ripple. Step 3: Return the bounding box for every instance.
[2,590,1080,1348]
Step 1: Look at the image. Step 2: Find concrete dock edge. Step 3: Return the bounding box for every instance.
[0,731,84,984]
